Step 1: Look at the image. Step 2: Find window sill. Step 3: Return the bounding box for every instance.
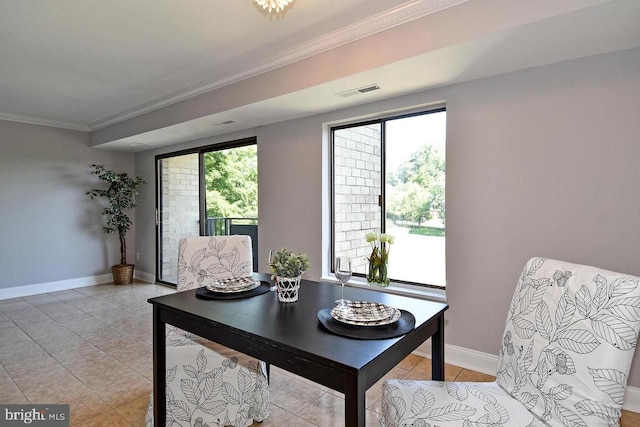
[320,276,446,303]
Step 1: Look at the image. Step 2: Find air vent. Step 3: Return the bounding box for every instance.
[358,84,380,93]
[211,120,237,127]
[336,84,381,98]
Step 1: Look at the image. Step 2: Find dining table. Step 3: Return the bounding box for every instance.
[149,275,448,427]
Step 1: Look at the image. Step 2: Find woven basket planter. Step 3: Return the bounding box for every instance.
[276,275,301,303]
[111,264,135,285]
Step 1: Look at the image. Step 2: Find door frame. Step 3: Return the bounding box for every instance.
[154,137,257,285]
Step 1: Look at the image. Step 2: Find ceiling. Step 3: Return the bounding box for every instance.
[1,0,639,151]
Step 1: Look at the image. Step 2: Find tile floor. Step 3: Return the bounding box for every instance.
[0,281,639,426]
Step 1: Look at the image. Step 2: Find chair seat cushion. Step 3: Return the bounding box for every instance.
[381,380,545,426]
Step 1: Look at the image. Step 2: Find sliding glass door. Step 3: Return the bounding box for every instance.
[156,138,258,285]
[202,145,259,269]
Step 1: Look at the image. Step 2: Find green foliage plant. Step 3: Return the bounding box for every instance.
[87,164,146,266]
[269,248,311,279]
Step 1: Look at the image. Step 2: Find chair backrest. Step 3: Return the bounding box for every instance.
[177,235,253,292]
[496,257,640,427]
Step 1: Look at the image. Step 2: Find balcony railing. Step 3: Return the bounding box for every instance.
[205,217,257,236]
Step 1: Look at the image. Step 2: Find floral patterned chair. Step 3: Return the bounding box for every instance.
[146,235,270,427]
[380,257,640,427]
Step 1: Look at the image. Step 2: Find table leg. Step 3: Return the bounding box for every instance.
[344,374,365,427]
[431,313,445,380]
[153,306,166,427]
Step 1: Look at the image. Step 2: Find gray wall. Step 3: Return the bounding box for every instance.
[443,48,640,365]
[135,47,640,385]
[0,120,135,289]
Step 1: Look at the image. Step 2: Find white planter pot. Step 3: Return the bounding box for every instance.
[276,275,301,303]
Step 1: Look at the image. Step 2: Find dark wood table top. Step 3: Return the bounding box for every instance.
[149,276,448,375]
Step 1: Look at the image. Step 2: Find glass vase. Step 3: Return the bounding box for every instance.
[367,258,389,287]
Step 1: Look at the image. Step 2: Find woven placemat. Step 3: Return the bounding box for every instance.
[317,308,415,340]
[195,282,271,300]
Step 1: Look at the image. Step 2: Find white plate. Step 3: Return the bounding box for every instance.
[205,277,260,294]
[331,301,401,326]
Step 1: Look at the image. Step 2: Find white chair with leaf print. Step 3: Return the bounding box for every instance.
[146,235,269,427]
[379,257,640,427]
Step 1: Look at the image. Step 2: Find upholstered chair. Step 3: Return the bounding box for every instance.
[380,257,640,427]
[147,235,269,427]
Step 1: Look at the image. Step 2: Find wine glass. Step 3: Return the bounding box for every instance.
[335,256,352,308]
[268,249,277,291]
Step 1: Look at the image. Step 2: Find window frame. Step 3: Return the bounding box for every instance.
[330,107,446,289]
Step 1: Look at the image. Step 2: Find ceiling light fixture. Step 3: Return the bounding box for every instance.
[254,0,293,13]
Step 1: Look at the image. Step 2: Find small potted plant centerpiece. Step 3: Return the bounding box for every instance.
[269,248,310,303]
[87,164,146,285]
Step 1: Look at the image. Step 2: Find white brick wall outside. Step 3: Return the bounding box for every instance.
[333,124,382,273]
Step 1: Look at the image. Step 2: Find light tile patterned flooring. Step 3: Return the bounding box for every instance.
[1,281,639,426]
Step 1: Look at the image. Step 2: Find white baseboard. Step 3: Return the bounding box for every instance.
[134,270,155,283]
[626,387,640,413]
[0,270,158,301]
[0,273,114,300]
[413,341,640,413]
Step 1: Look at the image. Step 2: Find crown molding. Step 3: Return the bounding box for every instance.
[88,0,469,131]
[0,112,88,132]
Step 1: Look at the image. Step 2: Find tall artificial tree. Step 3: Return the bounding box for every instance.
[87,164,146,265]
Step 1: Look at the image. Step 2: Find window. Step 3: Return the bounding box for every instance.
[331,108,446,287]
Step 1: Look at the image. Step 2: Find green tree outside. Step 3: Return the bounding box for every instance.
[387,144,445,226]
[204,145,258,218]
